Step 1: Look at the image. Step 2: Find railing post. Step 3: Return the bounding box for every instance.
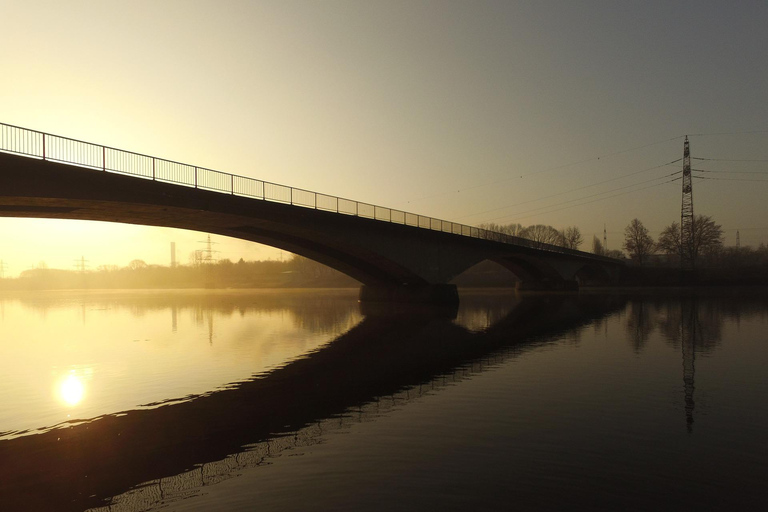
[42,133,45,160]
[231,174,234,195]
[152,158,156,180]
[102,146,106,171]
[194,167,198,188]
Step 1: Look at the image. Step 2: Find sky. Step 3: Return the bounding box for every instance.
[1,0,767,276]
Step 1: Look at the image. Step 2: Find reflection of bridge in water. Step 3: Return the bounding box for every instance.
[0,294,625,511]
[89,347,524,511]
[0,122,623,303]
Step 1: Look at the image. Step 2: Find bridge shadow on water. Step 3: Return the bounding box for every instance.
[0,292,626,512]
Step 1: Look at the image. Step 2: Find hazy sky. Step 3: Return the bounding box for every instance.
[1,0,767,276]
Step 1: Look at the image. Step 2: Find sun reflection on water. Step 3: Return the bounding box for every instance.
[57,372,86,406]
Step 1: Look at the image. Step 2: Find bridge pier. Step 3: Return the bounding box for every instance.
[359,284,459,305]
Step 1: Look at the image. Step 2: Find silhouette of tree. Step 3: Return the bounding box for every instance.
[128,259,148,270]
[657,215,724,265]
[561,226,583,249]
[657,221,682,256]
[477,222,584,250]
[521,224,562,247]
[592,235,605,255]
[623,218,655,265]
[692,215,724,260]
[476,222,525,237]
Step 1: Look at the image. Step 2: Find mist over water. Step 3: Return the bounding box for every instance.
[1,288,767,511]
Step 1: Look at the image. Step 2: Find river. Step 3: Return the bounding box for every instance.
[0,288,766,511]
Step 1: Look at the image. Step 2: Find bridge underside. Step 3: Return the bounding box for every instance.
[0,153,621,303]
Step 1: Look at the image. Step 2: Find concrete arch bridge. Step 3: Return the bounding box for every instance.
[0,123,623,303]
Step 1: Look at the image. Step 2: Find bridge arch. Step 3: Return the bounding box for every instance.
[0,149,623,302]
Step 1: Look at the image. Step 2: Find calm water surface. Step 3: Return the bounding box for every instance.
[0,288,766,511]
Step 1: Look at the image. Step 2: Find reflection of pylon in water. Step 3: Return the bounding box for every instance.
[680,300,701,433]
[208,310,214,346]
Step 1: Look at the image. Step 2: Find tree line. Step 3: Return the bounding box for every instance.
[621,215,768,275]
[622,214,725,266]
[476,222,585,250]
[476,217,768,278]
[0,255,359,290]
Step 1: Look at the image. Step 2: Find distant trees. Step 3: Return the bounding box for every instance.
[3,254,358,290]
[128,259,148,270]
[592,235,605,255]
[656,222,682,256]
[561,226,584,250]
[618,214,725,267]
[476,222,584,250]
[476,222,525,237]
[692,215,725,258]
[524,224,562,247]
[592,235,625,259]
[623,218,655,265]
[657,215,724,266]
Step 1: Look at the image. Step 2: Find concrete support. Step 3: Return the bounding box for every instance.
[359,284,459,305]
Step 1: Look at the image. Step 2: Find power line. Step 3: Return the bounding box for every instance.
[693,157,768,162]
[487,176,681,223]
[401,135,685,206]
[461,158,682,221]
[692,168,768,175]
[403,131,767,207]
[516,135,684,179]
[694,176,768,183]
[482,170,681,222]
[687,130,768,136]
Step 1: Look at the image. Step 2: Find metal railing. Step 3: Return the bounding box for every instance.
[0,122,619,263]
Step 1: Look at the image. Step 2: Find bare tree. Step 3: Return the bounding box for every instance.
[623,218,655,265]
[592,235,606,255]
[521,224,562,247]
[127,259,148,270]
[477,222,584,250]
[561,226,584,250]
[657,215,724,265]
[692,215,724,259]
[476,222,526,242]
[657,221,681,256]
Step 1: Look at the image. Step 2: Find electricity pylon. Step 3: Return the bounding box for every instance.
[680,136,695,271]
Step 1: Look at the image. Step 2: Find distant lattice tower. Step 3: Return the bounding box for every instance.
[680,136,695,271]
[199,234,218,264]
